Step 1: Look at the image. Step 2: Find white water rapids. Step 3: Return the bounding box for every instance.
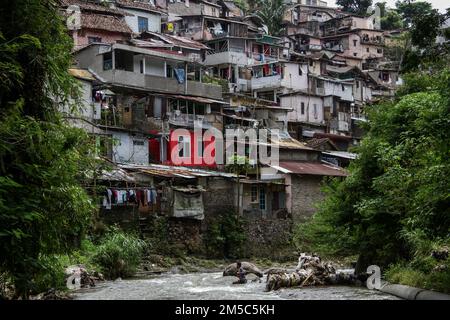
[72,272,399,300]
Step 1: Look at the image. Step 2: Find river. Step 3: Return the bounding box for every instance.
[72,272,399,300]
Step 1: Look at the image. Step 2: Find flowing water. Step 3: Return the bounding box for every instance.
[72,272,399,300]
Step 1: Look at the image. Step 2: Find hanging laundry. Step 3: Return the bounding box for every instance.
[150,189,157,203]
[104,189,112,210]
[174,68,185,84]
[146,189,152,205]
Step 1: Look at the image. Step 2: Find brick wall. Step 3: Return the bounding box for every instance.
[290,175,325,222]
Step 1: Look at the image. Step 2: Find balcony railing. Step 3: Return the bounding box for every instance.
[168,112,212,128]
[249,75,282,91]
[98,69,223,100]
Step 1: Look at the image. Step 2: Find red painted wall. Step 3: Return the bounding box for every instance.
[165,129,216,168]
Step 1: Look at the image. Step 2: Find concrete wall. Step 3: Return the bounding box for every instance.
[111,131,149,165]
[290,174,325,222]
[72,30,129,51]
[123,8,161,33]
[242,218,294,259]
[282,94,324,124]
[281,62,308,91]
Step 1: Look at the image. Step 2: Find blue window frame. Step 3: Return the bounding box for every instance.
[138,16,149,33]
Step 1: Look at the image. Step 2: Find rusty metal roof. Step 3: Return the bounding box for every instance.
[277,161,348,177]
[119,164,237,179]
[69,68,96,81]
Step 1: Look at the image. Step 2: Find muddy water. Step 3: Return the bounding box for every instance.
[72,272,399,300]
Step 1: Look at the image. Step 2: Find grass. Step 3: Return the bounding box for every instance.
[385,260,450,294]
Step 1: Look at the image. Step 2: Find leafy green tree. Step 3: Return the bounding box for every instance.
[249,0,287,35]
[409,8,442,48]
[295,65,450,274]
[336,0,373,16]
[380,10,403,30]
[0,0,97,297]
[395,0,433,27]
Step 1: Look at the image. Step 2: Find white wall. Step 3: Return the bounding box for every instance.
[133,55,166,77]
[112,131,149,165]
[281,62,308,91]
[323,80,353,101]
[282,94,324,124]
[123,8,162,33]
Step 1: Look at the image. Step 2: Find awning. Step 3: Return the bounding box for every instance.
[168,94,228,105]
[276,161,348,177]
[322,151,357,160]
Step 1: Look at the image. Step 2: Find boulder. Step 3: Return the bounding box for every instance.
[223,262,264,278]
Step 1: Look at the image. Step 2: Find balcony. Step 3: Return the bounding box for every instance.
[168,112,213,129]
[97,69,223,100]
[249,75,282,91]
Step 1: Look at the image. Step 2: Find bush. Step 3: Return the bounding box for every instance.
[205,213,247,259]
[91,229,146,279]
[32,255,67,294]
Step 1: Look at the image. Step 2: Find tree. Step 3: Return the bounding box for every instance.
[395,0,433,27]
[380,10,403,30]
[409,9,442,48]
[294,64,450,274]
[0,0,96,297]
[336,0,373,16]
[249,0,287,36]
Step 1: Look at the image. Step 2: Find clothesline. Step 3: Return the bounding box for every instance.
[102,187,158,210]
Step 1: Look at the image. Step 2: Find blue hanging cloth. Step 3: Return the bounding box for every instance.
[174,68,186,84]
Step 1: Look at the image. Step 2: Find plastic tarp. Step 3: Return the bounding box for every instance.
[174,68,185,84]
[172,190,204,220]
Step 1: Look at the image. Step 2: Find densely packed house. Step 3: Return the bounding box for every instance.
[59,0,401,238]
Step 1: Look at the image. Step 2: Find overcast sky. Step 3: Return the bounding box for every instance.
[332,0,449,13]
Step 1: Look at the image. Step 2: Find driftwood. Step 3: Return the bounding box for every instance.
[265,253,357,291]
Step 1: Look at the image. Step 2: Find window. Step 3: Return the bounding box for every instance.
[301,102,305,115]
[259,187,266,210]
[377,48,382,54]
[138,16,149,33]
[88,36,102,44]
[140,60,144,74]
[353,39,357,47]
[341,84,345,91]
[103,52,112,70]
[353,52,357,57]
[166,64,173,78]
[309,60,313,67]
[356,80,359,88]
[366,47,369,53]
[313,104,318,119]
[178,136,190,158]
[316,79,324,89]
[197,137,203,158]
[133,140,145,146]
[298,65,303,75]
[251,185,258,202]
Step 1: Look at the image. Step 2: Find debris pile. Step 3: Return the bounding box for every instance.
[223,262,264,278]
[265,253,357,291]
[65,265,104,289]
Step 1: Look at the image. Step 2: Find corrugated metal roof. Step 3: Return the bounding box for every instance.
[277,161,348,177]
[322,151,357,160]
[168,94,227,105]
[119,164,237,179]
[69,68,96,81]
